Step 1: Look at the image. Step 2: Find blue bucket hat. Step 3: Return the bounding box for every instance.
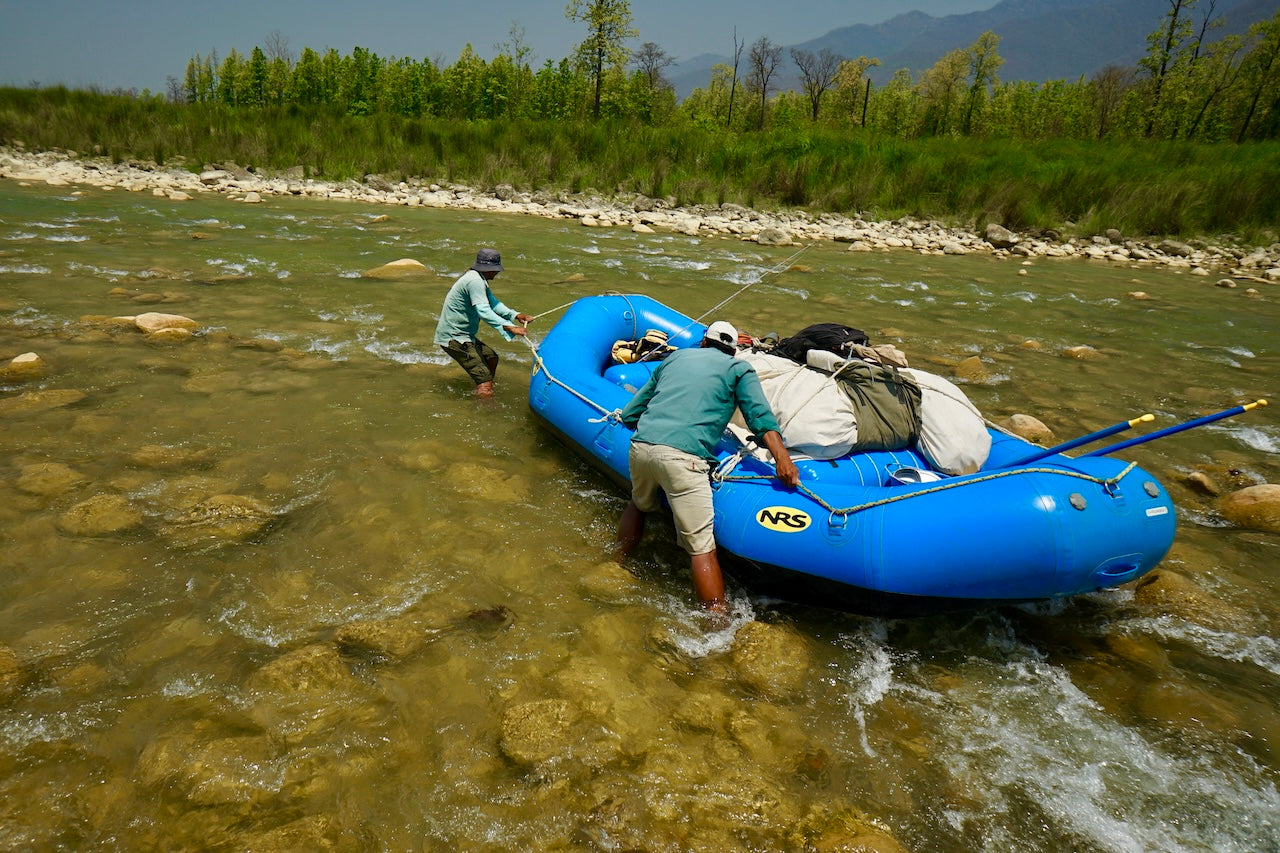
[471,248,503,272]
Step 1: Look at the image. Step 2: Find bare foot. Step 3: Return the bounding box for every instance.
[475,381,495,398]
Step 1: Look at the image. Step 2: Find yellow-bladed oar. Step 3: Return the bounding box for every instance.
[1004,413,1155,466]
[1083,400,1267,457]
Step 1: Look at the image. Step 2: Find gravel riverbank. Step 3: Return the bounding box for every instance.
[3,145,1278,285]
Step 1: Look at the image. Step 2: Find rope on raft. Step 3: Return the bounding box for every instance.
[716,461,1140,518]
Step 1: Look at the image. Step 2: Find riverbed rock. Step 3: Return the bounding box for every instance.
[136,731,282,807]
[57,493,143,536]
[129,443,217,470]
[164,494,274,545]
[16,461,87,496]
[0,645,21,697]
[577,560,640,604]
[1129,568,1250,631]
[730,621,811,701]
[801,806,910,853]
[499,698,578,766]
[0,388,87,416]
[333,611,448,661]
[444,462,530,502]
[952,355,988,382]
[1063,345,1103,360]
[1217,483,1280,533]
[133,312,199,334]
[1,352,46,380]
[247,643,360,696]
[999,413,1054,444]
[361,258,429,279]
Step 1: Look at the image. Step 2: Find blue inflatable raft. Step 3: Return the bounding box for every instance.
[527,294,1176,613]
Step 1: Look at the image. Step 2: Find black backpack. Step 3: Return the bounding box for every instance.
[773,323,870,364]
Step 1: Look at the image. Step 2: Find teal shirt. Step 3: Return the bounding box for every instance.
[433,269,518,345]
[619,347,781,460]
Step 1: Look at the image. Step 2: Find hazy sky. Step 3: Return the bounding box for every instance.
[0,0,997,93]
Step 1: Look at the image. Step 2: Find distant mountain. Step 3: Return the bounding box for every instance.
[667,0,1280,99]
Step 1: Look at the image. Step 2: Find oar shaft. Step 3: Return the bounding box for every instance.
[1083,399,1267,457]
[1005,414,1154,466]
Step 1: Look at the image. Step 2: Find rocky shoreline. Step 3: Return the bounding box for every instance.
[3,146,1278,284]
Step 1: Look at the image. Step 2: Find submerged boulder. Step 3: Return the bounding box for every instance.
[133,312,199,334]
[361,258,429,280]
[57,493,143,536]
[1217,483,1280,533]
[1000,413,1054,444]
[731,621,811,701]
[1,352,46,380]
[499,698,578,766]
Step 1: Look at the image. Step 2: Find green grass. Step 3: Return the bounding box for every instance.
[3,87,1277,242]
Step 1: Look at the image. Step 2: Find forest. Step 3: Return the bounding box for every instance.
[1,0,1277,239]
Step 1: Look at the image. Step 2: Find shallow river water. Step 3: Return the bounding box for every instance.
[1,181,1278,851]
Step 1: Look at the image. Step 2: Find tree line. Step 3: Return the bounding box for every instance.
[168,0,1280,143]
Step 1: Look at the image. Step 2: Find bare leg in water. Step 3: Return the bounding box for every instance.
[690,550,728,615]
[616,501,646,560]
[475,355,500,398]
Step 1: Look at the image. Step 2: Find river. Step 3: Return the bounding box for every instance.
[1,181,1277,851]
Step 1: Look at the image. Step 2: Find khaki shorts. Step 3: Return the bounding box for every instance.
[442,339,498,385]
[628,440,716,556]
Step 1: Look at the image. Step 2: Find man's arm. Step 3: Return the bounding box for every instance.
[760,430,800,487]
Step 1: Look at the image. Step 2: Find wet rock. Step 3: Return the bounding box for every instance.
[0,388,86,416]
[0,645,21,697]
[999,413,1054,444]
[443,462,530,502]
[57,493,143,536]
[1018,339,1044,350]
[133,312,199,334]
[164,494,274,545]
[1136,680,1243,740]
[333,611,448,660]
[129,444,217,470]
[16,461,87,496]
[1063,344,1103,360]
[460,605,515,633]
[672,689,735,733]
[361,258,429,280]
[234,816,350,852]
[0,351,46,380]
[1182,470,1221,496]
[499,698,578,766]
[801,806,910,853]
[247,644,361,696]
[242,191,262,203]
[1127,291,1151,300]
[952,355,988,382]
[1217,483,1280,533]
[730,621,811,701]
[145,327,194,344]
[1216,278,1237,288]
[1129,568,1250,631]
[136,731,283,806]
[577,560,640,603]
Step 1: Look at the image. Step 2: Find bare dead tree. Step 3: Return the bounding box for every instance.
[632,41,675,92]
[727,27,744,128]
[791,47,843,121]
[747,36,783,130]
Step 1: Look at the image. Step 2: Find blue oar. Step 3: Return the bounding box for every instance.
[1082,399,1268,458]
[1004,413,1155,466]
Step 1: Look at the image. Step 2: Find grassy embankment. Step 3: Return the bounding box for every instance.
[2,86,1278,243]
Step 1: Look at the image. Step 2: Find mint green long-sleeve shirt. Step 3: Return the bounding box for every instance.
[433,270,518,345]
[619,347,781,461]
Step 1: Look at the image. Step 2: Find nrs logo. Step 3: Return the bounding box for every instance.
[755,506,811,532]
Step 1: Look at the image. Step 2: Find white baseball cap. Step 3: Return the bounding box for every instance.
[703,320,738,347]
